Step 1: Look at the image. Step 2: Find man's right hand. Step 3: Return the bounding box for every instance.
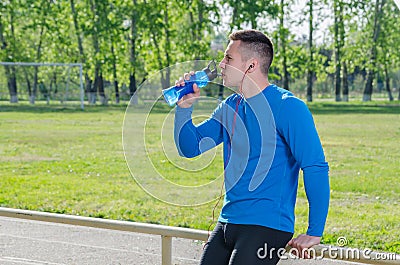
[176,71,200,108]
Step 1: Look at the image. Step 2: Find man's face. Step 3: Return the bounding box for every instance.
[219,40,246,88]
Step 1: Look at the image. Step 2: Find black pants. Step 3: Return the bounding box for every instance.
[200,222,293,265]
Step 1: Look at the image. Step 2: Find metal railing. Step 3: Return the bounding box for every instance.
[0,207,398,265]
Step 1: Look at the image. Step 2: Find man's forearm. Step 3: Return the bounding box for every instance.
[303,165,330,237]
[174,106,201,158]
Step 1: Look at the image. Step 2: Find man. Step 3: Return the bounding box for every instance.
[173,29,330,265]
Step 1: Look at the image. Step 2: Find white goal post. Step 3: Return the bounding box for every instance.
[0,62,84,110]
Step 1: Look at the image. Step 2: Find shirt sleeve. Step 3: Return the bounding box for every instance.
[174,104,224,158]
[277,97,330,237]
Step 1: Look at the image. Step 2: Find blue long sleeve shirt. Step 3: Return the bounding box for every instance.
[174,84,330,236]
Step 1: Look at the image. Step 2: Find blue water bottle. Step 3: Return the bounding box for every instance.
[162,60,218,106]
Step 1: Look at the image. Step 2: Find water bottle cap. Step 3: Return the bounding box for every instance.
[202,60,218,81]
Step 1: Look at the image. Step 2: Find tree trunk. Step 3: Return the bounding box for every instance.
[395,79,400,100]
[342,62,349,102]
[98,72,107,105]
[129,0,138,98]
[0,18,6,49]
[23,68,31,100]
[280,0,289,90]
[363,0,386,101]
[30,66,38,104]
[10,67,17,103]
[363,71,374,101]
[197,0,204,44]
[89,0,104,105]
[90,67,100,105]
[398,85,400,101]
[384,64,393,101]
[189,0,205,61]
[151,29,167,88]
[334,0,341,101]
[163,2,171,88]
[50,71,58,96]
[5,66,18,103]
[340,5,348,102]
[1,9,18,103]
[114,80,119,104]
[70,0,92,101]
[111,43,119,104]
[129,74,137,104]
[306,0,314,102]
[31,4,48,104]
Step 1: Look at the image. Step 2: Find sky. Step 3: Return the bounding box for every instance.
[280,0,333,44]
[395,0,400,9]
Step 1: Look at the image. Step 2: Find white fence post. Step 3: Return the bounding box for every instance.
[161,235,172,265]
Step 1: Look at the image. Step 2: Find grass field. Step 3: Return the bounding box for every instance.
[0,100,399,254]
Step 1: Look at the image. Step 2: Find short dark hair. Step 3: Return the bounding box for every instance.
[229,29,274,76]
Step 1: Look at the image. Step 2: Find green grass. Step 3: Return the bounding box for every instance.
[0,101,399,253]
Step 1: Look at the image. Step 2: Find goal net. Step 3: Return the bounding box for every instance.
[0,62,84,109]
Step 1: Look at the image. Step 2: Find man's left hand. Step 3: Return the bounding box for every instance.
[287,234,321,259]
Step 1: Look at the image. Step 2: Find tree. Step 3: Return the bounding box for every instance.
[278,0,290,90]
[88,0,107,105]
[141,0,175,89]
[70,0,92,102]
[363,0,386,101]
[333,0,343,101]
[104,0,126,104]
[24,0,53,104]
[128,0,139,98]
[70,0,109,105]
[377,0,400,101]
[338,0,365,102]
[178,0,217,61]
[306,0,314,102]
[0,0,18,103]
[7,0,399,105]
[221,0,278,31]
[339,2,349,101]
